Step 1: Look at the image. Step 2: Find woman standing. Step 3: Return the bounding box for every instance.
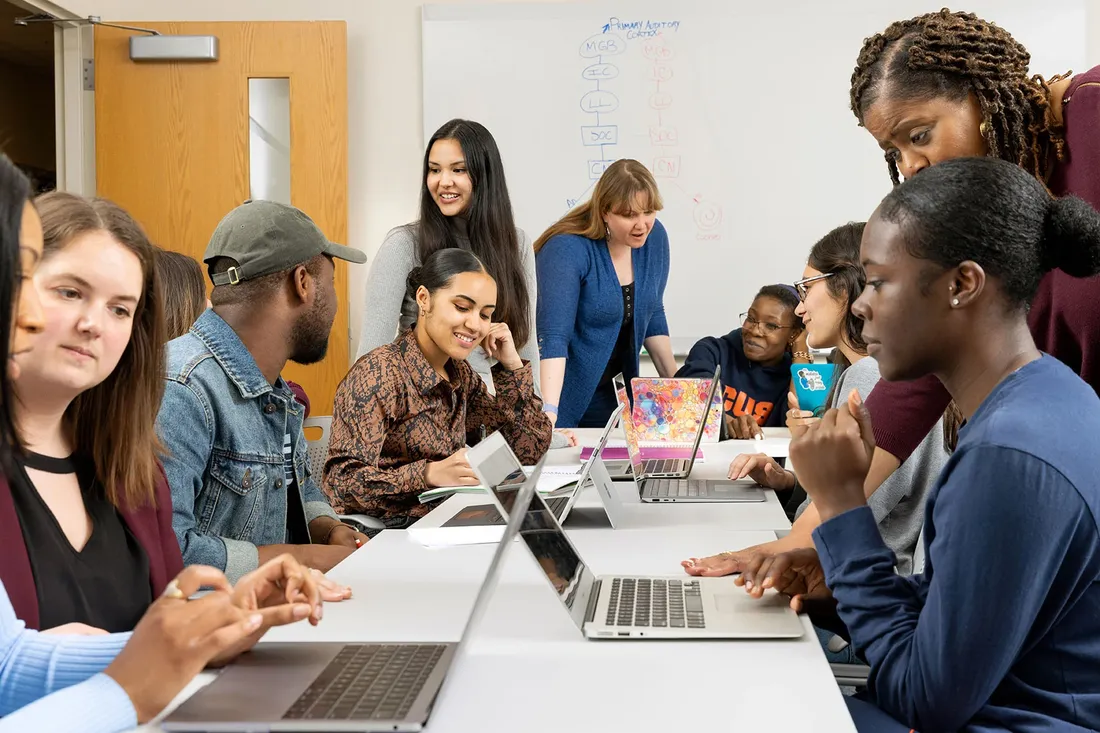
[535,160,677,428]
[357,119,539,392]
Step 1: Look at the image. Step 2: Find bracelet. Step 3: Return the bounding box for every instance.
[543,402,558,416]
[791,350,812,360]
[320,521,346,544]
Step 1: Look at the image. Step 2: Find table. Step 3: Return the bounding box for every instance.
[411,427,795,535]
[140,428,856,732]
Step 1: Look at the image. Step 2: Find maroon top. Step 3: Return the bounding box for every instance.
[0,461,183,629]
[866,65,1100,462]
[287,380,310,418]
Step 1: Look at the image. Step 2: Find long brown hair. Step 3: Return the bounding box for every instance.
[155,249,207,340]
[35,192,165,509]
[533,160,663,252]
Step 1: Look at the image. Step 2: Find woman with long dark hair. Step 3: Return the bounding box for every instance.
[357,119,539,392]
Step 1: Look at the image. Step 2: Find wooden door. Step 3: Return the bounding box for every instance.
[93,21,349,415]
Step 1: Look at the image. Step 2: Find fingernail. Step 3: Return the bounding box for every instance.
[317,605,324,620]
[293,604,310,619]
[248,613,263,629]
[745,580,753,590]
[762,578,773,589]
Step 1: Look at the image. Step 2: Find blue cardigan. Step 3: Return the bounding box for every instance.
[536,219,670,427]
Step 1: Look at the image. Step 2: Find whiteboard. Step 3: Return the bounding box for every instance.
[423,0,1086,350]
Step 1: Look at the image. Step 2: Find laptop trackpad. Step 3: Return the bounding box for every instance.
[165,643,343,725]
[714,592,792,614]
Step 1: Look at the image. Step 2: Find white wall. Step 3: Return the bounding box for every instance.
[51,0,1100,362]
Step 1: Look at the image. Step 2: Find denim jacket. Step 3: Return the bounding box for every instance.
[157,310,337,582]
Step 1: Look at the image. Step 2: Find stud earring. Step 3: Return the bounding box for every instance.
[951,298,960,306]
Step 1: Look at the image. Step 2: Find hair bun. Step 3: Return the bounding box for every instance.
[1041,196,1100,278]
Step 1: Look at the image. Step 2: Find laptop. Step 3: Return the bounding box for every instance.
[483,446,804,641]
[606,369,764,503]
[162,458,548,732]
[601,368,720,481]
[459,404,624,527]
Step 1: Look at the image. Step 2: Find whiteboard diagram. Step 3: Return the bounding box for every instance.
[422,1,1086,346]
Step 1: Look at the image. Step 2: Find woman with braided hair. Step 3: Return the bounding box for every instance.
[852,9,1100,489]
[684,9,1100,578]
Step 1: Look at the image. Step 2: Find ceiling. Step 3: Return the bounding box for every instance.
[0,1,53,69]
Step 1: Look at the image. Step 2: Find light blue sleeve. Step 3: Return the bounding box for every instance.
[0,581,136,731]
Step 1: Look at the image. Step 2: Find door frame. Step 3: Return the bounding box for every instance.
[10,0,95,195]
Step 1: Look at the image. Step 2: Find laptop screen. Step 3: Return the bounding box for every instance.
[471,433,597,634]
[612,373,645,476]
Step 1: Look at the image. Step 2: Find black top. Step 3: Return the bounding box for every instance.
[596,282,637,389]
[10,451,151,632]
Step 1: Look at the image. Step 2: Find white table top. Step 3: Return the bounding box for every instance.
[140,427,854,733]
[145,526,853,733]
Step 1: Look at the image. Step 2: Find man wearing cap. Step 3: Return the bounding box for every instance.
[157,201,368,583]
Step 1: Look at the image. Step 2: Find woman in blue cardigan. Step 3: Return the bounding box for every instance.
[534,160,676,428]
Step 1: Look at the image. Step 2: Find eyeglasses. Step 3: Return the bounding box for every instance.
[740,313,795,334]
[794,272,835,301]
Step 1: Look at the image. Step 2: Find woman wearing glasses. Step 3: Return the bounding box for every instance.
[676,284,807,440]
[686,222,947,590]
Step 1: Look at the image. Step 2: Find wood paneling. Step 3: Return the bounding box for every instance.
[94,21,349,415]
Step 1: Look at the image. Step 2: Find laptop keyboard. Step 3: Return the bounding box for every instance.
[643,479,711,498]
[283,644,447,721]
[604,578,706,629]
[641,459,686,475]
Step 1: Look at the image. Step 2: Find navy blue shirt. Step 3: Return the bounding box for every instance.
[676,328,791,429]
[816,355,1100,732]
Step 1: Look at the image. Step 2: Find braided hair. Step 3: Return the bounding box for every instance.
[850,9,1068,185]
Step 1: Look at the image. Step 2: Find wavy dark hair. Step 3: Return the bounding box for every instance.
[0,153,33,468]
[418,119,530,347]
[805,222,868,409]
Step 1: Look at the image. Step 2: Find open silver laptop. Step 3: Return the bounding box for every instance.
[458,405,623,528]
[482,445,804,641]
[162,457,547,732]
[602,367,720,481]
[606,369,764,502]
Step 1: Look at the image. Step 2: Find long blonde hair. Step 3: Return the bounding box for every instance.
[533,159,663,252]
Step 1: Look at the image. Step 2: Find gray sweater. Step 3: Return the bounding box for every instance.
[356,222,541,393]
[795,355,947,575]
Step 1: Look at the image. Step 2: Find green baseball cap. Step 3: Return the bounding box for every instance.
[204,200,366,286]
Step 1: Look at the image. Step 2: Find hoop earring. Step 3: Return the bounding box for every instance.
[604,222,611,241]
[979,120,991,137]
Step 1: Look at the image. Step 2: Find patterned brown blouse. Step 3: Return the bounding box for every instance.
[324,329,553,519]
